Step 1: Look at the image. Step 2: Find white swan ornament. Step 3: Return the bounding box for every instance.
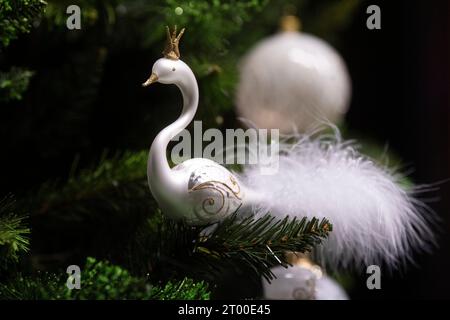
[143,27,245,226]
[143,26,433,269]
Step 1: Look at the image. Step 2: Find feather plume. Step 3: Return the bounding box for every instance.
[238,128,436,269]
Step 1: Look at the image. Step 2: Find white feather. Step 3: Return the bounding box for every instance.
[238,128,436,270]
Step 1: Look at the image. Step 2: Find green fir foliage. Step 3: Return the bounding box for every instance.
[150,277,210,300]
[29,150,148,215]
[0,272,66,300]
[0,0,47,47]
[0,67,34,102]
[134,209,331,285]
[195,214,332,281]
[0,257,210,300]
[0,196,30,269]
[0,0,46,101]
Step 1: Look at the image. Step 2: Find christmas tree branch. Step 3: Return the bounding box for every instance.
[0,67,34,102]
[194,214,332,281]
[0,0,47,48]
[0,257,210,300]
[22,150,149,215]
[0,195,30,269]
[145,211,332,284]
[16,151,156,271]
[0,0,46,101]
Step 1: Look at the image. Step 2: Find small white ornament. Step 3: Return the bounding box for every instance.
[263,265,317,300]
[262,260,348,300]
[315,274,349,300]
[236,17,351,134]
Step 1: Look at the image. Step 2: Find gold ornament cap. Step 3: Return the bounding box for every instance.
[285,252,323,278]
[280,15,302,32]
[163,25,185,60]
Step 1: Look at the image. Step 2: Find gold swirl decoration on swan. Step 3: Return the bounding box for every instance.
[188,175,243,221]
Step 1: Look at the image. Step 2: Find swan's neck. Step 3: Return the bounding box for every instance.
[147,70,199,199]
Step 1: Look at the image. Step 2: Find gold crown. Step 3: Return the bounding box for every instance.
[163,25,185,60]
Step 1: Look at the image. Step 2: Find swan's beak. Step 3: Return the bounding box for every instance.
[142,73,158,87]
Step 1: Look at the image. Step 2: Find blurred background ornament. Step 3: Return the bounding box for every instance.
[262,254,348,300]
[315,272,349,300]
[236,15,351,134]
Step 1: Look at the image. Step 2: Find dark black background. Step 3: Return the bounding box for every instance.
[343,0,450,299]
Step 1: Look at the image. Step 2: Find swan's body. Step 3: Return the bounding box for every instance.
[146,57,244,225]
[144,26,434,269]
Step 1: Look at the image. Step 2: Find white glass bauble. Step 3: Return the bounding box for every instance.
[236,31,351,134]
[262,265,348,300]
[315,274,349,300]
[263,265,317,300]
